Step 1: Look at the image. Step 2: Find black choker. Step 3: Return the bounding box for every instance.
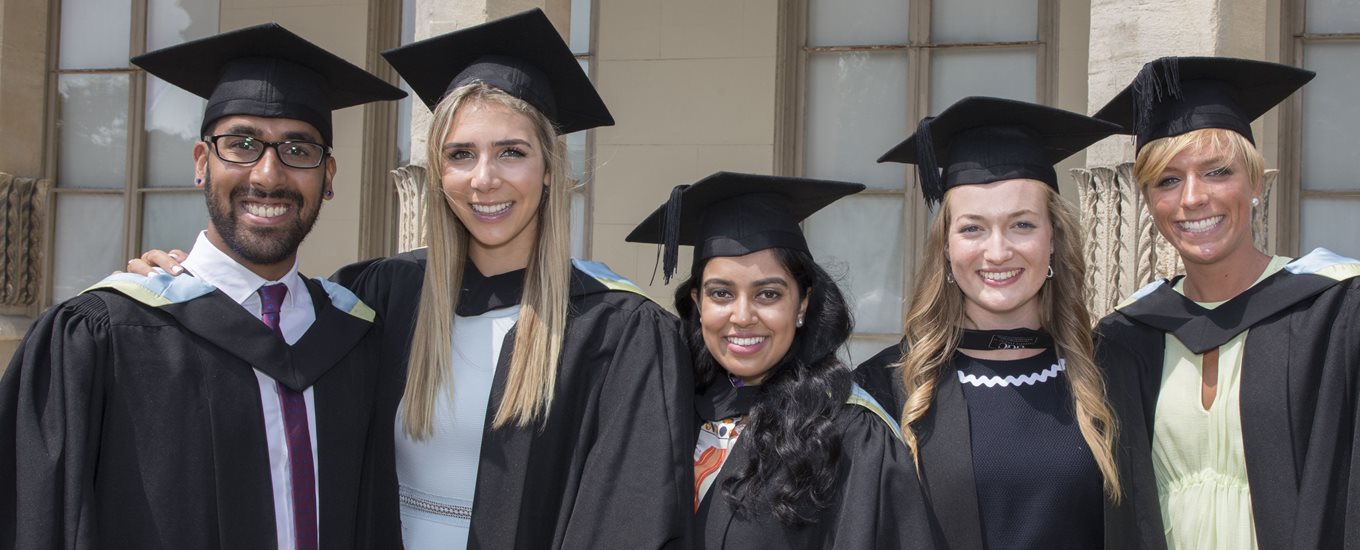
[959,328,1052,350]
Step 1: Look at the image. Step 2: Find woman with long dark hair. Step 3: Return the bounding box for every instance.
[854,97,1133,549]
[628,172,934,549]
[1094,57,1360,549]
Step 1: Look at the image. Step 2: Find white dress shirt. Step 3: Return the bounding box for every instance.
[180,231,319,550]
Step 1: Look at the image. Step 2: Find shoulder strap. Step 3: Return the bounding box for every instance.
[846,382,904,441]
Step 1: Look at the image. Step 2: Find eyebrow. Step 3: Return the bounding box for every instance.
[443,138,535,150]
[955,209,1041,221]
[218,125,320,143]
[702,277,790,288]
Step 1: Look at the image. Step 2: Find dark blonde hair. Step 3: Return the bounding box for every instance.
[896,182,1123,502]
[403,82,573,438]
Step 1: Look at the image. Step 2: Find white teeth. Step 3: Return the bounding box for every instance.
[980,269,1020,281]
[727,336,765,347]
[1178,216,1223,233]
[471,202,512,215]
[243,203,286,218]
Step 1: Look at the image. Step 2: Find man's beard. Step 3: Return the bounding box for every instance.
[203,169,322,266]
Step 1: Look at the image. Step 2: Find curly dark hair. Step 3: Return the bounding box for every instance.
[675,247,854,527]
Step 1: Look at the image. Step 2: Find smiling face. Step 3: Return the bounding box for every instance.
[439,100,547,274]
[691,249,810,386]
[944,179,1053,329]
[1144,137,1260,269]
[194,115,334,276]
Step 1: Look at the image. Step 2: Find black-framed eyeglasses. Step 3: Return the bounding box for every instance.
[204,134,330,169]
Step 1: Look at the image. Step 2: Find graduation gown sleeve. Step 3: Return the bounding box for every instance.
[558,301,694,549]
[822,403,936,550]
[0,295,108,550]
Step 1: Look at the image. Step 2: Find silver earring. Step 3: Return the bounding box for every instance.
[796,316,804,328]
[1251,197,1260,207]
[945,270,955,285]
[1047,265,1054,279]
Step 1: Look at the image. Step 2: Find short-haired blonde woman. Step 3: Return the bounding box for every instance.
[1095,56,1360,550]
[855,97,1130,549]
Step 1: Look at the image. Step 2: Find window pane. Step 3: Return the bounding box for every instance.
[806,52,909,190]
[141,192,208,254]
[147,0,219,51]
[59,0,132,69]
[396,0,417,165]
[570,0,592,54]
[567,130,587,183]
[58,74,130,189]
[1302,42,1360,192]
[1301,197,1360,259]
[53,194,126,302]
[808,0,909,47]
[570,191,587,258]
[1307,0,1360,34]
[144,75,207,188]
[929,48,1037,114]
[932,0,1038,43]
[805,195,905,334]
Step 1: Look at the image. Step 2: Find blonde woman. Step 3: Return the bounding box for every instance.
[132,10,691,550]
[1094,57,1360,550]
[854,97,1131,549]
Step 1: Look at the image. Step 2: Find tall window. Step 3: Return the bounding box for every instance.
[797,0,1048,363]
[568,0,596,258]
[1296,0,1360,258]
[50,0,218,302]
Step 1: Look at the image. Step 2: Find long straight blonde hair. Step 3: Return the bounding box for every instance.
[896,183,1123,502]
[402,82,573,438]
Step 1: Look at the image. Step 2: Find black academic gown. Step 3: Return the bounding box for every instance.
[854,344,1147,550]
[692,381,936,550]
[339,249,694,550]
[1095,250,1360,550]
[0,272,397,550]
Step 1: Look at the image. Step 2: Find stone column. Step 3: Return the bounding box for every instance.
[1079,0,1274,317]
[0,0,51,369]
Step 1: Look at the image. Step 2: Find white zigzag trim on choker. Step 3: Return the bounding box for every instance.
[957,358,1066,388]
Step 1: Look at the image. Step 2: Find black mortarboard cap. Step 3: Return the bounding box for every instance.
[131,23,406,147]
[1094,56,1315,152]
[879,96,1121,208]
[381,8,613,135]
[626,172,865,283]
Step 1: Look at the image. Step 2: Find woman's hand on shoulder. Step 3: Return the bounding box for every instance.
[124,249,188,276]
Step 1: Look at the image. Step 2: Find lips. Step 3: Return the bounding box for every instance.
[470,201,512,217]
[725,335,767,354]
[1177,215,1223,234]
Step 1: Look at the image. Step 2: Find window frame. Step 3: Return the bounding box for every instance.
[776,0,1055,352]
[1280,0,1360,257]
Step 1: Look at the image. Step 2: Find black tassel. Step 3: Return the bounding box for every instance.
[661,184,688,283]
[1132,57,1182,136]
[914,116,944,209]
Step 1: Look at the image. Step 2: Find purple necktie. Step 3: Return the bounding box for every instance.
[258,283,318,550]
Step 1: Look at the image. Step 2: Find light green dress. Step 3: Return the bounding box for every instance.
[1151,256,1289,550]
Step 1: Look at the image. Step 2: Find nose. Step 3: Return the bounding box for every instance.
[469,155,499,193]
[730,295,758,327]
[982,231,1013,265]
[1179,174,1209,210]
[248,146,286,189]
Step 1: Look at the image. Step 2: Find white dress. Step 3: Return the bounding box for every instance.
[395,306,520,550]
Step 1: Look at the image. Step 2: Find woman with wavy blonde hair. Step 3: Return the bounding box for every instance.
[854,97,1128,550]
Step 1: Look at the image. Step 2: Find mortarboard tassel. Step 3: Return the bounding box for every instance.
[1131,56,1182,136]
[660,184,688,283]
[914,116,944,209]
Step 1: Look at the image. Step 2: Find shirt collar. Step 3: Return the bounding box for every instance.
[180,231,305,308]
